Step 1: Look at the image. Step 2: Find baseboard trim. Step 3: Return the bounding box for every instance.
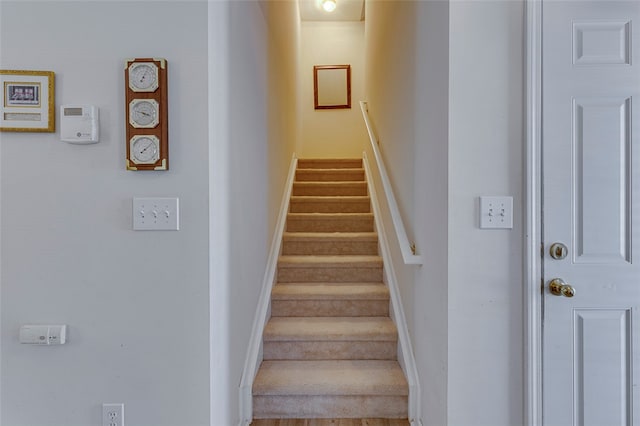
[363,152,422,424]
[238,154,298,424]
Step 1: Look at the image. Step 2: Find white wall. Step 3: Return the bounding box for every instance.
[0,2,210,426]
[297,21,367,158]
[413,1,450,424]
[447,2,524,425]
[365,0,525,425]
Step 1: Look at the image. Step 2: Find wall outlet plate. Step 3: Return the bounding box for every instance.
[479,196,513,229]
[102,403,124,426]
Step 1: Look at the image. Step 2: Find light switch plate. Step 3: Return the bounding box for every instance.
[479,196,513,229]
[133,197,179,231]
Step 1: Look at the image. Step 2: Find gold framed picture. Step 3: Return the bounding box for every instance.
[0,70,55,132]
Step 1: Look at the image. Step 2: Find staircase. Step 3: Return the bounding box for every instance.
[252,158,409,419]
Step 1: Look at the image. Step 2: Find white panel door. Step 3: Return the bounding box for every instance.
[543,1,640,425]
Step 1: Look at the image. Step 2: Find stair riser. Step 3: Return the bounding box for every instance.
[253,395,408,419]
[287,217,374,233]
[277,267,382,283]
[289,200,371,213]
[271,300,389,317]
[297,159,363,169]
[292,184,367,196]
[296,170,365,182]
[263,341,397,360]
[282,241,378,256]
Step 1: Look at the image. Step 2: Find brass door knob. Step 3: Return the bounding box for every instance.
[549,278,575,297]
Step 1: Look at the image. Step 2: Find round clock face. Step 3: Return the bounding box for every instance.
[130,135,160,164]
[128,62,159,92]
[129,99,159,128]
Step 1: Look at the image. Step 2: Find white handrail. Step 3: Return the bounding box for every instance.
[360,101,423,265]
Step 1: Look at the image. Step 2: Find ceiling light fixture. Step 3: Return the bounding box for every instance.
[322,0,337,12]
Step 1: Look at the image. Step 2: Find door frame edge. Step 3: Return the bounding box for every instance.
[524,0,543,425]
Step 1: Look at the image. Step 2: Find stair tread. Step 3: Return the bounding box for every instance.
[290,196,370,202]
[279,254,382,263]
[272,283,389,300]
[278,255,382,266]
[295,169,365,183]
[283,232,377,241]
[292,182,368,197]
[264,317,397,341]
[293,181,367,186]
[288,212,373,217]
[296,168,364,171]
[297,158,363,169]
[253,360,408,396]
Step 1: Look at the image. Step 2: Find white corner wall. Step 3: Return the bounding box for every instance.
[447,1,524,425]
[297,21,367,158]
[0,2,210,426]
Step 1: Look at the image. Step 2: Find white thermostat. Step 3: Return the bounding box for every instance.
[19,325,67,345]
[60,105,99,143]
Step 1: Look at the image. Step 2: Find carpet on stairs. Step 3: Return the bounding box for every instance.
[253,158,409,420]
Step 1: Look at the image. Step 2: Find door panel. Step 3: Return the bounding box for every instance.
[572,96,631,264]
[542,1,640,425]
[573,309,632,426]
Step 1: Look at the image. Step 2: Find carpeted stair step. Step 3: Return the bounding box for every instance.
[289,196,371,213]
[277,255,383,283]
[252,360,408,419]
[271,283,389,317]
[295,168,365,182]
[297,158,363,169]
[253,157,409,418]
[263,317,397,360]
[282,232,378,256]
[287,213,374,233]
[292,182,368,197]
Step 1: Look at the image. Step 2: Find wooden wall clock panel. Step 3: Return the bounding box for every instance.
[125,58,168,170]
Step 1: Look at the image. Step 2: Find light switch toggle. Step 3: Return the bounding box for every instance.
[19,325,67,345]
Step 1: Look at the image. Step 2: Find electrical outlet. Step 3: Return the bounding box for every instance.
[102,403,124,426]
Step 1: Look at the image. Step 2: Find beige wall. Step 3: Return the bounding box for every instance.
[297,21,368,158]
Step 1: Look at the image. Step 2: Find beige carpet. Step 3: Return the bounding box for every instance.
[253,158,408,419]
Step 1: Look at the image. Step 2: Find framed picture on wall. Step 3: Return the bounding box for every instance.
[314,65,351,110]
[0,70,55,132]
